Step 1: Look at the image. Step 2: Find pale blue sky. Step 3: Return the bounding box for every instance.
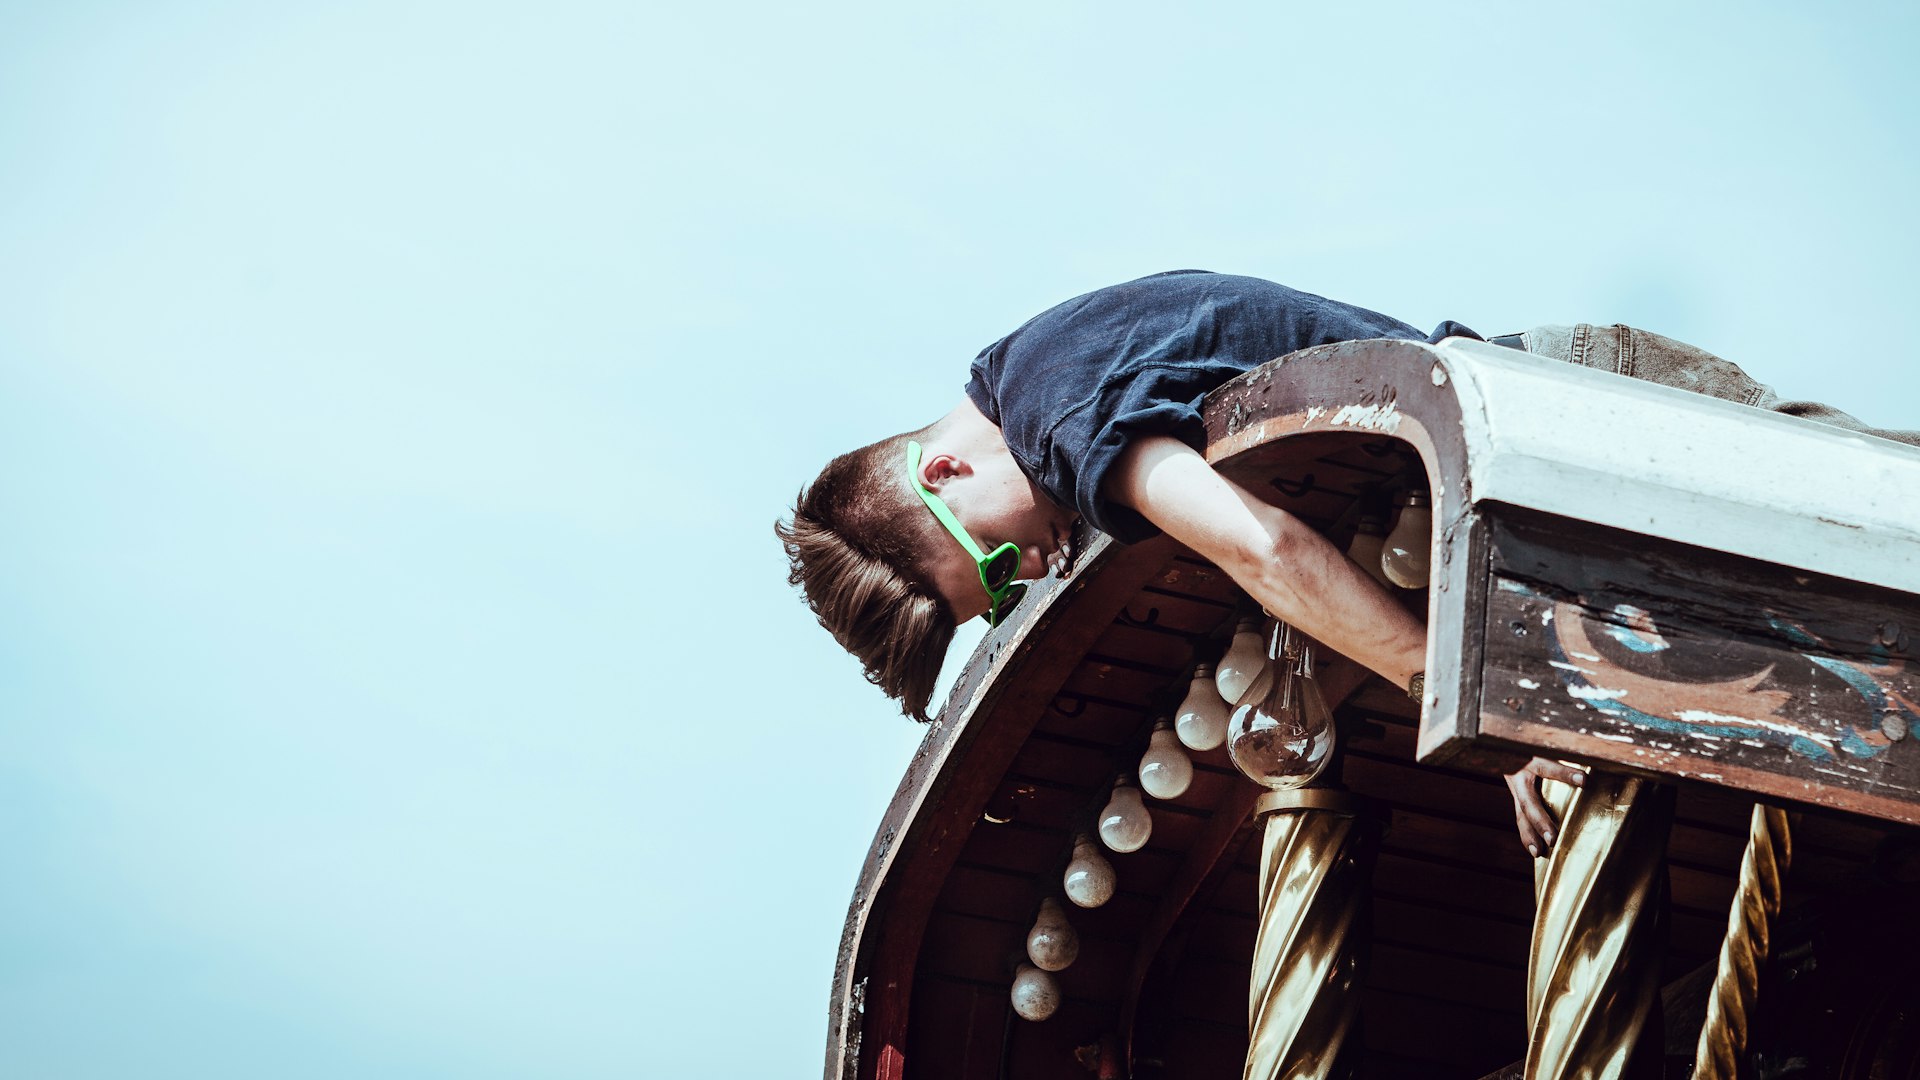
[0,3,1914,1077]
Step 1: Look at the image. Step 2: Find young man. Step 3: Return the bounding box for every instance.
[778,270,1917,855]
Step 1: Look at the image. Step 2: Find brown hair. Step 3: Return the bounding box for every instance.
[776,429,955,722]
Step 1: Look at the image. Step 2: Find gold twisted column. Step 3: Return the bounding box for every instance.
[1691,804,1793,1080]
[1527,770,1675,1080]
[1245,788,1379,1080]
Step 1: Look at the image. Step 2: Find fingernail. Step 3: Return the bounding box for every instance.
[1571,774,1584,786]
[1543,830,1554,845]
[1528,844,1539,858]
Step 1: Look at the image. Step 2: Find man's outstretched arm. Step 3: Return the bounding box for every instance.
[1107,434,1580,857]
[1103,434,1426,691]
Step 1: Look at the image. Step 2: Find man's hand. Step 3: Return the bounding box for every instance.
[1504,757,1586,858]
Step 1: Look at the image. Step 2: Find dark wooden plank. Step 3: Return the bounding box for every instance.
[1084,622,1200,676]
[1099,586,1245,640]
[1143,557,1242,605]
[1004,733,1135,792]
[904,979,1005,1080]
[1475,508,1920,825]
[1057,661,1179,716]
[935,863,1050,924]
[955,821,1073,878]
[1032,691,1149,744]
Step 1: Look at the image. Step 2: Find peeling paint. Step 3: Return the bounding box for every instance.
[1676,709,1838,749]
[1569,684,1628,702]
[1329,402,1401,433]
[1518,678,1541,690]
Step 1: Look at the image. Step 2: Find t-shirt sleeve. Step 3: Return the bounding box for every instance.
[964,346,1001,424]
[1045,363,1227,545]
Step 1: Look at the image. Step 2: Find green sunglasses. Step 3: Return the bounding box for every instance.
[905,440,1029,627]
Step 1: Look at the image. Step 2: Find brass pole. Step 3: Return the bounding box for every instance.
[1691,804,1793,1080]
[1244,788,1378,1080]
[1526,770,1674,1080]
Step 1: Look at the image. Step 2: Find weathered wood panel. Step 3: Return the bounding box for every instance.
[1476,508,1920,825]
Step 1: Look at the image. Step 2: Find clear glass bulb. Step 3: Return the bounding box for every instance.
[1138,719,1193,799]
[1011,962,1060,1021]
[1062,832,1115,908]
[1344,513,1394,588]
[1025,897,1080,972]
[1215,616,1267,702]
[1174,663,1230,751]
[1380,490,1432,589]
[1227,621,1336,790]
[1097,776,1152,853]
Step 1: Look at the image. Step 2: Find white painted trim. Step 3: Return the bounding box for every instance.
[1429,338,1920,593]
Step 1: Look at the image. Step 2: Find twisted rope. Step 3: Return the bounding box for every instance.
[1692,804,1793,1080]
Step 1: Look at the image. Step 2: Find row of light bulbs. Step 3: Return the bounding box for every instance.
[1009,491,1432,1021]
[1009,774,1169,1020]
[1010,726,1199,1020]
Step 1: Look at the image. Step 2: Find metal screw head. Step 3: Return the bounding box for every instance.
[1883,714,1909,743]
[1880,621,1902,647]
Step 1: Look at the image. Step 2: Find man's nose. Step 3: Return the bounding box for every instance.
[1021,546,1047,580]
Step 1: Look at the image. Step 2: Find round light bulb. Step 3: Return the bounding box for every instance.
[1345,513,1394,588]
[1175,663,1231,751]
[1138,719,1193,799]
[1380,491,1432,589]
[1227,621,1336,790]
[1011,962,1060,1021]
[1215,616,1267,702]
[1025,897,1080,972]
[1063,832,1115,908]
[1097,776,1152,853]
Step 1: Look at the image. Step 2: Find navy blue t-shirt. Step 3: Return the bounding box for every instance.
[964,270,1477,543]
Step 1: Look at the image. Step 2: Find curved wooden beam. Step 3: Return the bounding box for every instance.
[825,532,1178,1080]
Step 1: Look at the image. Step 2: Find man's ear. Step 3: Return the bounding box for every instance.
[921,451,972,490]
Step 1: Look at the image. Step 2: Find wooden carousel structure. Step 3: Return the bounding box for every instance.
[825,337,1920,1079]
